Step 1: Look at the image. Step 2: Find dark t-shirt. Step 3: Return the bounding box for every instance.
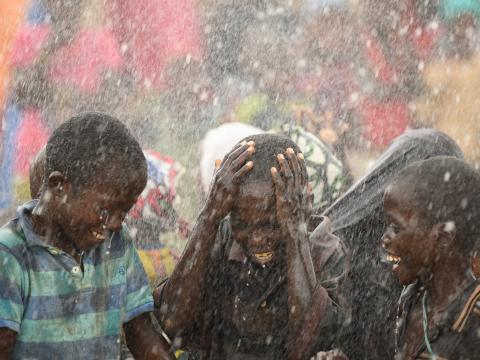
[161,217,347,360]
[395,280,480,360]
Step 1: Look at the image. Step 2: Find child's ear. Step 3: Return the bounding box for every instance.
[47,171,68,197]
[435,221,456,251]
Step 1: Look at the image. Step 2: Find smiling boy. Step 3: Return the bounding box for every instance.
[382,156,480,360]
[154,134,346,360]
[0,112,173,359]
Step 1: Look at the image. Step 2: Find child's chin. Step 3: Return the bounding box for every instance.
[80,237,105,251]
[396,271,416,286]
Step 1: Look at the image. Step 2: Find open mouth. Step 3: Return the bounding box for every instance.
[253,251,274,264]
[386,254,402,270]
[92,230,107,241]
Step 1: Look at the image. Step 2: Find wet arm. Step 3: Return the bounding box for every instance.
[154,204,222,338]
[124,312,175,360]
[286,228,330,359]
[0,328,16,360]
[154,141,255,339]
[272,150,332,359]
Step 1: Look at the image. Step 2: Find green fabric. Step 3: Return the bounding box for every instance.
[0,202,154,359]
[442,0,480,19]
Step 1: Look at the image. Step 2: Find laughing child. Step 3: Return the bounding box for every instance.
[154,134,346,360]
[0,112,173,359]
[382,156,480,359]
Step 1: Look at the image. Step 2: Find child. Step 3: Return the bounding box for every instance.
[0,112,173,359]
[321,129,463,360]
[382,156,480,359]
[154,134,346,360]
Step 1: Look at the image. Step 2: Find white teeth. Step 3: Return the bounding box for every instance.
[387,254,401,265]
[254,252,273,262]
[92,231,106,240]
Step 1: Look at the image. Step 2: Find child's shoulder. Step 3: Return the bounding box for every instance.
[0,220,28,266]
[0,221,27,251]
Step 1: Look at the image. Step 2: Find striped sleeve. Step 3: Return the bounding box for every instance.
[123,231,154,323]
[0,246,26,332]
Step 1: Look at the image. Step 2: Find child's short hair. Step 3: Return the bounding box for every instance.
[393,156,480,254]
[235,133,306,185]
[29,146,46,199]
[45,112,147,190]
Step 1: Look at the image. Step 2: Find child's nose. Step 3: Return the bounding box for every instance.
[251,231,268,247]
[380,233,391,248]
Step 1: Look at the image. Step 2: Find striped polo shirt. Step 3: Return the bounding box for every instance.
[0,201,154,359]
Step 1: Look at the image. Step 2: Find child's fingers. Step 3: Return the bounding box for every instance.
[286,148,302,188]
[277,153,293,187]
[225,141,255,166]
[270,167,285,192]
[231,145,255,170]
[297,152,307,187]
[233,160,253,181]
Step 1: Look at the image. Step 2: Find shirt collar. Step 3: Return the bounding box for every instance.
[15,199,49,248]
[396,278,480,356]
[227,239,247,262]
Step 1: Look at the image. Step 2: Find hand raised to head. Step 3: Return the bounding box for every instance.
[271,148,312,238]
[205,140,255,220]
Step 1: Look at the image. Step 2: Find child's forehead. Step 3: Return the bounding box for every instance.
[385,182,417,210]
[81,177,143,197]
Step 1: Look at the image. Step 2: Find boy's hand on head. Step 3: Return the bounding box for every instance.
[271,148,312,239]
[205,140,255,220]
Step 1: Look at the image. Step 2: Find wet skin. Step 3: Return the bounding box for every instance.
[0,169,175,360]
[381,186,438,286]
[230,182,283,266]
[381,184,473,359]
[156,141,332,359]
[30,171,145,259]
[381,186,440,358]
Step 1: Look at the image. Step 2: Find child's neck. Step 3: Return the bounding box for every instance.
[423,256,473,312]
[30,212,82,262]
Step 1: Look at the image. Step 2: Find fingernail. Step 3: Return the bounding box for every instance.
[247,141,255,147]
[286,148,294,154]
[246,161,253,168]
[277,154,284,160]
[298,153,304,160]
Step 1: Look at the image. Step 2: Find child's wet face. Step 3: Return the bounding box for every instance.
[381,185,438,285]
[58,178,144,251]
[230,181,283,266]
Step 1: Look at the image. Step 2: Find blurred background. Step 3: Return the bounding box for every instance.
[1,0,479,262]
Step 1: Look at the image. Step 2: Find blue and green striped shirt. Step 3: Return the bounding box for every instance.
[0,201,154,359]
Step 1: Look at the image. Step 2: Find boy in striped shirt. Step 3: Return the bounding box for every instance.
[0,112,173,359]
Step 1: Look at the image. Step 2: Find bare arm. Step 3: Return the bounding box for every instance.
[272,149,333,359]
[153,141,255,342]
[124,312,175,360]
[0,328,17,360]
